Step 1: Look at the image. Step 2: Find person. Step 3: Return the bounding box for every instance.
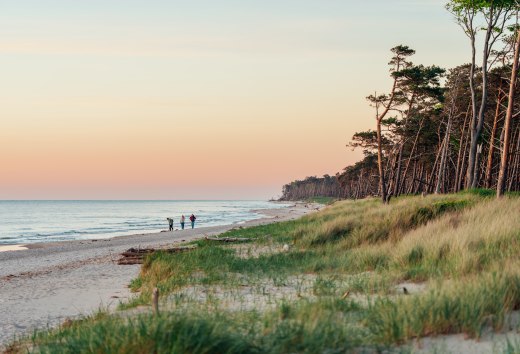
[166,217,174,231]
[180,215,186,230]
[189,214,196,229]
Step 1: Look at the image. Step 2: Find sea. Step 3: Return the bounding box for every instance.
[0,200,289,245]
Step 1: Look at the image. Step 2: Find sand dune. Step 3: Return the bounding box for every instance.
[0,203,315,347]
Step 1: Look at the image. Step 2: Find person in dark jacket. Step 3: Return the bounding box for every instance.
[167,217,174,231]
[189,214,196,229]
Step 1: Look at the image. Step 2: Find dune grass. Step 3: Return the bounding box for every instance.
[504,338,520,354]
[366,272,520,343]
[304,196,337,205]
[29,312,261,354]
[17,192,520,353]
[26,303,369,354]
[133,192,489,302]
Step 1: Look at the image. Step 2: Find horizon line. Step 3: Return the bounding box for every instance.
[0,199,278,202]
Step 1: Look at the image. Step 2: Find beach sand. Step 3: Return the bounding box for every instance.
[0,203,317,347]
[0,245,28,252]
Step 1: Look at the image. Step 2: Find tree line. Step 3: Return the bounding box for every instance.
[281,1,520,202]
[338,0,520,202]
[279,175,345,201]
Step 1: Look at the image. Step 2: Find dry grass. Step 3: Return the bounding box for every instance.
[21,192,520,353]
[391,197,520,276]
[337,196,520,281]
[294,194,474,247]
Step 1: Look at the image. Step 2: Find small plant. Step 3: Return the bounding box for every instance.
[406,246,424,265]
[503,338,520,354]
[279,302,292,320]
[312,276,337,296]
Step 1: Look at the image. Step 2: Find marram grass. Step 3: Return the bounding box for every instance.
[14,193,520,353]
[366,272,520,343]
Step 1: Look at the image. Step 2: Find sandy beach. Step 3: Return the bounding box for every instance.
[0,203,317,347]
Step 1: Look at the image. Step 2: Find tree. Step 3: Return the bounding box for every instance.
[446,0,515,188]
[498,23,520,196]
[391,65,445,196]
[304,2,520,202]
[367,45,414,203]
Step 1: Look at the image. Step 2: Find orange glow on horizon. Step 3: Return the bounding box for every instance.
[0,1,468,199]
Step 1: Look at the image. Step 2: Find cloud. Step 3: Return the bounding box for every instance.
[0,31,357,60]
[0,11,360,59]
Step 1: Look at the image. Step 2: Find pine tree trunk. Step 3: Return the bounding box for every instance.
[485,86,504,188]
[497,28,520,197]
[436,118,452,194]
[454,105,471,192]
[468,16,494,189]
[376,120,388,203]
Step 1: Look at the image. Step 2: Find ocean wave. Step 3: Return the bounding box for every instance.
[0,200,286,244]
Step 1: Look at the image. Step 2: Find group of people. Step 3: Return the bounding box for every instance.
[167,214,196,231]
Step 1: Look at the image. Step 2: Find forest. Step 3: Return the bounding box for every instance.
[283,1,520,202]
[279,175,345,201]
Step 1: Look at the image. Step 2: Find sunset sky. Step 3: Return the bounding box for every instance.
[1,0,469,199]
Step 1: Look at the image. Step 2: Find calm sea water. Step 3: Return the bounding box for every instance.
[0,200,289,245]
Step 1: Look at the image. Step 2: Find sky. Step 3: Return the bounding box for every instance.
[0,0,470,200]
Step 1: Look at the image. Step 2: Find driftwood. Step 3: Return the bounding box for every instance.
[117,258,145,265]
[117,246,196,265]
[204,236,252,243]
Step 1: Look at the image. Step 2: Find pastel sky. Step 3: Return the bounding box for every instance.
[1,0,469,199]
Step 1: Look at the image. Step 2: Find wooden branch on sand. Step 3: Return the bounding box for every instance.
[117,246,196,265]
[204,236,252,243]
[117,258,145,265]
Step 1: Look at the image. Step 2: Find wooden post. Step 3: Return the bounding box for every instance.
[152,287,159,315]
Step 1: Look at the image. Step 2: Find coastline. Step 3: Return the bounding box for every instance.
[0,202,319,347]
[0,201,292,252]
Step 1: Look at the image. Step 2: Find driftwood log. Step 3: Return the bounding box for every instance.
[117,246,196,265]
[204,236,252,243]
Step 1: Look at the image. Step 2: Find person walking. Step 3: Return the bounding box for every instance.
[166,217,174,231]
[180,215,186,230]
[189,214,196,229]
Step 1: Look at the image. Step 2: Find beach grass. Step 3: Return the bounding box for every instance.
[17,192,520,353]
[304,196,337,205]
[366,271,520,343]
[503,338,520,354]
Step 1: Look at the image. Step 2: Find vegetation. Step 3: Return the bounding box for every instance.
[10,2,520,353]
[16,193,520,353]
[283,2,520,203]
[340,33,520,200]
[304,196,337,205]
[279,175,344,201]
